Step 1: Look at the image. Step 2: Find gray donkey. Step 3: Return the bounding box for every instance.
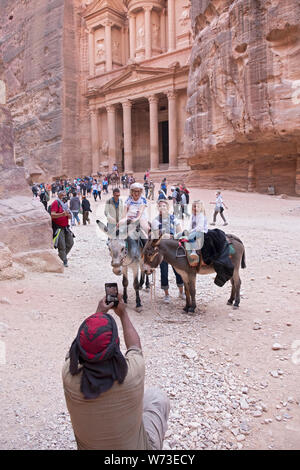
[143,233,246,313]
[96,220,150,311]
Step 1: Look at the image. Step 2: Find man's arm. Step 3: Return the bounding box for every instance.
[97,296,141,350]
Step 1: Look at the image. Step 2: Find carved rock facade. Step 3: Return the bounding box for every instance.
[185,0,300,195]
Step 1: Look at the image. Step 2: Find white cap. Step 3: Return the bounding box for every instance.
[130,182,143,191]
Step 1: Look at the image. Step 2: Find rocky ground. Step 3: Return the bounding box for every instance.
[0,187,299,450]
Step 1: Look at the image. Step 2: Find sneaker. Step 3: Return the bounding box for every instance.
[210,222,216,225]
[178,291,185,300]
[163,295,170,304]
[223,222,228,226]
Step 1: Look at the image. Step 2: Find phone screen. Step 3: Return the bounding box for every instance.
[105,283,119,306]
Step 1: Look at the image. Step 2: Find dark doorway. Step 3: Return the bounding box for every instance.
[161,121,169,164]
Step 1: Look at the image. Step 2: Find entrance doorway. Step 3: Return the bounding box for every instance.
[160,121,169,164]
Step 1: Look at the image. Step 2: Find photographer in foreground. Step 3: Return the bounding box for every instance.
[62,295,170,450]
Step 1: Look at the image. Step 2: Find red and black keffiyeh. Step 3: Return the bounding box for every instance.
[68,312,128,399]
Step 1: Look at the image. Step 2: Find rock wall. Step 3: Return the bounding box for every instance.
[185,0,300,195]
[0,63,63,280]
[0,0,85,182]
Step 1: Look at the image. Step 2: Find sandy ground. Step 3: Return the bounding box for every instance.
[0,186,300,450]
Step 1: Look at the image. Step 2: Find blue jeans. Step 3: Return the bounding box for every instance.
[160,260,183,291]
[71,211,80,225]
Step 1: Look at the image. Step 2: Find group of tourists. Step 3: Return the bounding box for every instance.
[60,180,229,451]
[29,166,231,450]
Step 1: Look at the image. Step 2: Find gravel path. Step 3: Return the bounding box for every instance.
[0,188,299,450]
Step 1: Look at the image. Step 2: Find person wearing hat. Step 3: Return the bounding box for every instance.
[118,183,149,239]
[62,295,170,450]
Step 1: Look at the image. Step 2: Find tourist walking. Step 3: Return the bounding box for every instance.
[210,190,228,226]
[144,179,149,199]
[92,181,98,201]
[82,195,92,225]
[69,192,81,226]
[50,190,74,267]
[149,180,155,200]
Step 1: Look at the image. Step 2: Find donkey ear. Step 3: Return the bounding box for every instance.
[96,220,108,233]
[152,234,162,247]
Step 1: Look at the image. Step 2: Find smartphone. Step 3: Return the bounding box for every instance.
[105,283,119,307]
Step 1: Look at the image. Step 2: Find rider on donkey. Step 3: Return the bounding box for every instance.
[118,183,149,241]
[175,200,208,266]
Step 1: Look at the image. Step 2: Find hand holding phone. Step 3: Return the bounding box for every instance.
[105,283,119,307]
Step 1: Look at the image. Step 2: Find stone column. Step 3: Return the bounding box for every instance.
[247,161,256,192]
[129,14,136,61]
[168,0,176,52]
[106,105,117,171]
[122,100,133,173]
[296,155,300,196]
[148,95,159,171]
[88,30,95,76]
[167,90,177,169]
[160,8,166,52]
[144,6,152,59]
[90,107,99,175]
[104,20,113,72]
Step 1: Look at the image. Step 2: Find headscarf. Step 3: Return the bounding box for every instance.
[68,312,128,399]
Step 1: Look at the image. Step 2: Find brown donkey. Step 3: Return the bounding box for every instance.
[143,234,246,313]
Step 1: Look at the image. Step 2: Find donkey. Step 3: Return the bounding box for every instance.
[96,220,150,311]
[143,233,246,313]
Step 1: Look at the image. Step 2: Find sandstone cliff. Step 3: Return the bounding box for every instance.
[0,0,85,182]
[0,64,63,280]
[185,0,300,195]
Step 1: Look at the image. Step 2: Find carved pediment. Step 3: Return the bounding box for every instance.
[83,0,127,18]
[102,65,172,91]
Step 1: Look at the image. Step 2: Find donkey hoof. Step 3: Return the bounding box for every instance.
[188,307,195,313]
[227,300,233,306]
[135,306,143,313]
[233,304,239,310]
[145,287,150,292]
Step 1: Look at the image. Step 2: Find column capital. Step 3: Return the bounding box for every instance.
[89,106,98,116]
[166,89,177,100]
[106,104,116,113]
[128,12,136,19]
[148,94,159,104]
[122,100,132,109]
[103,19,113,27]
[143,5,153,12]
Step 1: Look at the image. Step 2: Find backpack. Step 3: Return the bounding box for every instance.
[185,192,189,205]
[47,199,63,216]
[45,190,50,202]
[176,191,181,203]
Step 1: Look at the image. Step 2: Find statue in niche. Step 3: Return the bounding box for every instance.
[112,40,121,61]
[96,40,105,60]
[152,23,160,48]
[179,3,191,26]
[101,140,108,156]
[137,26,144,48]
